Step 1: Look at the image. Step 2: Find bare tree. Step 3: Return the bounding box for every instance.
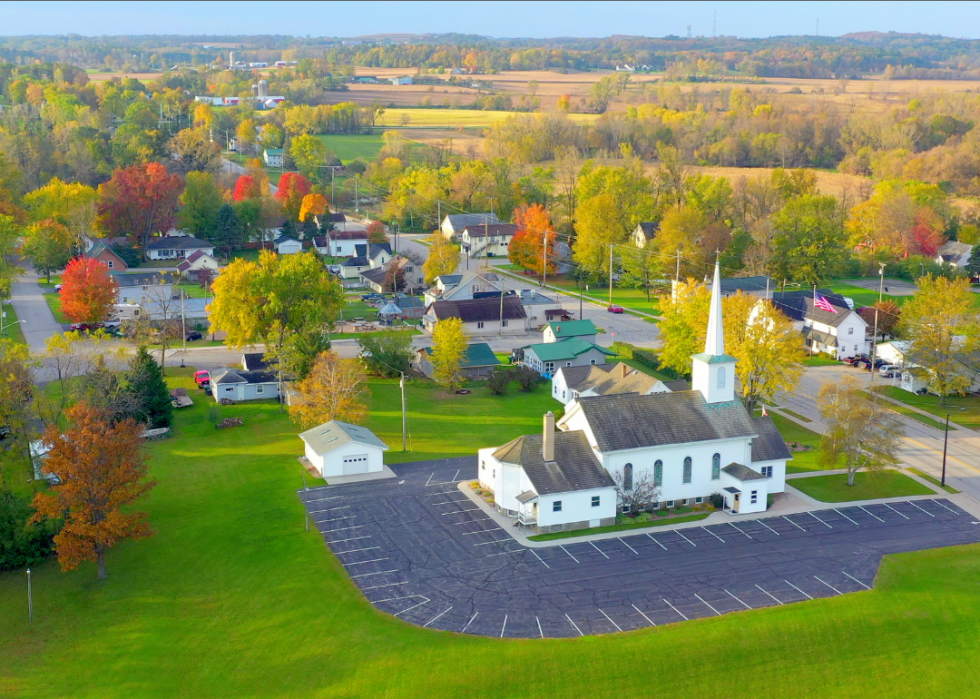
[612,467,661,514]
[131,280,185,376]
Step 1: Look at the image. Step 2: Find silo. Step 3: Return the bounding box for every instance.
[250,84,258,97]
[257,79,269,97]
[229,51,235,68]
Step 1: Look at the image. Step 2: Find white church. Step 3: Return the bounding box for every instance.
[477,262,792,534]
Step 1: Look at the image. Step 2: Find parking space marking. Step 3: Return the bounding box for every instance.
[859,506,884,523]
[452,469,460,482]
[345,557,388,567]
[565,614,584,636]
[315,516,354,524]
[599,608,623,632]
[373,594,426,605]
[335,546,381,554]
[618,537,639,555]
[908,500,935,518]
[632,604,656,627]
[834,508,859,526]
[756,520,780,536]
[423,606,453,628]
[460,516,492,523]
[536,616,544,638]
[663,599,688,621]
[702,526,725,543]
[725,590,751,609]
[462,612,479,634]
[756,584,783,605]
[440,508,480,516]
[783,516,807,532]
[842,571,872,590]
[423,489,460,497]
[590,541,610,559]
[784,580,813,600]
[530,549,550,569]
[361,581,409,591]
[809,511,833,528]
[500,615,508,638]
[728,522,752,540]
[462,528,501,536]
[303,495,342,503]
[883,503,910,520]
[431,498,468,506]
[560,545,581,563]
[352,569,399,579]
[485,549,524,557]
[308,505,352,514]
[323,525,364,533]
[474,538,512,546]
[647,534,668,551]
[675,530,697,547]
[327,535,372,545]
[425,473,434,486]
[694,594,719,615]
[814,576,841,595]
[394,598,430,617]
[932,500,958,514]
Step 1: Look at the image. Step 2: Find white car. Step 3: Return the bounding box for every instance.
[879,364,899,376]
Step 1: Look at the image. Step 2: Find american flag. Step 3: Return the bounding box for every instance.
[761,405,769,417]
[814,294,837,313]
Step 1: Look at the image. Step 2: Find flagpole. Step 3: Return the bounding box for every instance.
[810,284,815,358]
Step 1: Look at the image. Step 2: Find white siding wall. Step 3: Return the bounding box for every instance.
[320,441,385,478]
[525,347,608,374]
[305,443,324,473]
[537,487,617,528]
[329,239,367,257]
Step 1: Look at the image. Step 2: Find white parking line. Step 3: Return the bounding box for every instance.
[809,511,833,528]
[374,593,426,604]
[756,584,783,605]
[315,516,354,524]
[308,505,352,514]
[452,469,460,482]
[908,500,935,518]
[431,499,467,506]
[599,608,623,632]
[424,607,453,628]
[423,489,459,497]
[647,534,668,551]
[335,546,381,554]
[474,538,512,546]
[859,506,884,523]
[460,516,492,523]
[833,508,859,526]
[328,535,371,544]
[361,581,409,591]
[561,545,580,563]
[783,516,807,532]
[500,615,508,638]
[324,525,364,533]
[484,549,524,557]
[675,530,697,547]
[932,500,958,514]
[883,503,910,520]
[842,571,872,590]
[461,612,478,633]
[618,537,639,555]
[756,520,780,536]
[590,541,610,559]
[537,616,544,638]
[425,473,433,486]
[394,599,430,617]
[345,557,388,566]
[694,594,719,615]
[728,522,752,540]
[352,569,399,579]
[814,576,841,595]
[702,526,725,543]
[303,495,343,503]
[440,508,480,516]
[565,613,584,636]
[530,549,550,569]
[725,589,751,609]
[462,528,500,536]
[662,598,688,621]
[632,604,656,627]
[784,580,813,600]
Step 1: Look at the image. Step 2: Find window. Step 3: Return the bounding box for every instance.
[683,457,692,484]
[481,461,485,471]
[545,362,554,372]
[848,326,854,335]
[653,460,663,486]
[717,366,726,389]
[590,359,597,365]
[501,320,508,327]
[591,496,600,507]
[553,500,562,512]
[493,469,496,478]
[712,453,721,480]
[562,390,566,400]
[695,497,703,504]
[256,385,264,394]
[666,500,674,508]
[651,501,659,509]
[624,464,633,491]
[477,321,485,329]
[761,466,773,478]
[107,260,114,269]
[565,362,572,367]
[621,505,630,514]
[750,490,758,504]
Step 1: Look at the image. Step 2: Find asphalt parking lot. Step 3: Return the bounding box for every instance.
[299,457,980,638]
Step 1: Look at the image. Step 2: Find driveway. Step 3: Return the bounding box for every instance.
[7,265,65,353]
[300,457,980,638]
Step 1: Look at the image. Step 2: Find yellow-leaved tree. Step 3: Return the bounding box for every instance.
[422,234,461,285]
[657,278,711,376]
[431,317,469,391]
[288,351,367,428]
[299,192,329,223]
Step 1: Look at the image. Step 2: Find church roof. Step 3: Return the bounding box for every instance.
[750,416,793,462]
[492,430,613,495]
[722,463,768,481]
[704,260,726,356]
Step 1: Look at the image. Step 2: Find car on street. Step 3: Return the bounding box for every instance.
[879,364,899,376]
[185,331,203,341]
[194,370,211,388]
[607,304,625,314]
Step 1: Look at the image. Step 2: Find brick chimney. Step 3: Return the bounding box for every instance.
[621,363,628,379]
[543,411,555,462]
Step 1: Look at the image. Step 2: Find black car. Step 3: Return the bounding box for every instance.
[185,331,203,341]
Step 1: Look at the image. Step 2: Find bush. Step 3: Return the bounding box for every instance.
[207,406,222,425]
[487,368,513,395]
[709,492,724,509]
[516,366,539,392]
[0,489,58,571]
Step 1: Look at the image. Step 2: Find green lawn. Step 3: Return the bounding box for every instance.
[825,282,906,309]
[540,275,663,315]
[790,470,935,502]
[875,386,980,430]
[176,282,208,299]
[6,369,980,697]
[528,513,710,541]
[36,280,70,325]
[316,133,384,163]
[767,411,829,474]
[860,390,949,431]
[0,302,26,344]
[908,468,960,494]
[803,355,840,367]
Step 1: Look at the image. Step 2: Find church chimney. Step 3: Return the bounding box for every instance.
[543,411,555,462]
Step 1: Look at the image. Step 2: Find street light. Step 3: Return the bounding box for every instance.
[0,307,26,337]
[868,263,886,389]
[27,568,33,624]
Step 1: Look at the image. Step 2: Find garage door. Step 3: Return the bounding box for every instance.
[342,454,369,475]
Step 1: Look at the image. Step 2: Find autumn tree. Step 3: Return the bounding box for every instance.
[573,193,623,280]
[619,245,665,301]
[299,192,328,223]
[431,317,469,391]
[0,340,35,485]
[21,219,74,282]
[60,256,118,325]
[858,300,901,340]
[357,329,413,377]
[366,221,388,245]
[288,351,367,428]
[35,331,124,429]
[657,278,711,376]
[513,204,558,278]
[818,376,903,486]
[423,234,461,284]
[23,178,100,246]
[168,127,222,174]
[290,134,330,178]
[275,172,312,220]
[770,195,849,285]
[130,281,184,376]
[0,215,20,300]
[233,175,261,202]
[31,402,155,579]
[177,171,224,240]
[98,163,183,260]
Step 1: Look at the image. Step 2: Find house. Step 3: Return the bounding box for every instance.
[671,275,774,300]
[480,262,792,533]
[415,342,501,380]
[517,289,558,323]
[632,222,659,249]
[876,339,980,394]
[551,362,678,404]
[337,243,392,288]
[935,240,973,269]
[299,420,389,478]
[210,367,280,403]
[521,339,616,376]
[390,75,413,85]
[423,296,528,335]
[264,148,284,168]
[545,309,573,322]
[112,272,175,304]
[440,213,500,240]
[241,352,269,371]
[423,270,503,306]
[769,290,869,359]
[176,250,219,275]
[315,230,368,257]
[460,223,519,258]
[84,241,129,271]
[274,235,303,255]
[542,319,596,344]
[146,235,215,261]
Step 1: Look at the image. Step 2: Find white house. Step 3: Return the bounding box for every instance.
[440,213,500,240]
[521,339,616,375]
[315,230,369,257]
[146,236,215,261]
[936,240,973,270]
[423,270,504,307]
[111,272,175,304]
[877,339,980,394]
[632,222,658,248]
[210,367,280,403]
[551,362,681,404]
[263,148,284,168]
[299,420,389,478]
[176,250,219,275]
[274,235,303,255]
[423,296,528,335]
[542,319,596,344]
[769,290,869,359]
[460,223,519,258]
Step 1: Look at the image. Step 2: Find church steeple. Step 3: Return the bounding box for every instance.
[691,259,737,403]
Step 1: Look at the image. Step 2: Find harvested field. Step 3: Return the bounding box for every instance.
[86,70,164,82]
[684,165,874,198]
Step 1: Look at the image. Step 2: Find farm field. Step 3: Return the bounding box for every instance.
[317,133,384,163]
[376,107,599,129]
[4,368,980,697]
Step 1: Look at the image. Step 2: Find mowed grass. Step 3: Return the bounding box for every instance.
[316,133,384,163]
[500,271,663,316]
[4,369,980,696]
[768,411,829,474]
[1,302,26,344]
[876,385,980,430]
[790,470,934,502]
[37,277,69,325]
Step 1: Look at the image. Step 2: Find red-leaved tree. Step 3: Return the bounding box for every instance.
[233,175,261,202]
[513,204,558,277]
[60,256,119,324]
[98,162,183,260]
[274,172,312,220]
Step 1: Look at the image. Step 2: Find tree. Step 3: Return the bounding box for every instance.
[366,221,388,245]
[612,466,660,514]
[513,203,557,278]
[0,215,21,300]
[131,281,184,377]
[0,489,58,571]
[125,346,173,428]
[818,376,903,486]
[233,175,261,202]
[98,163,183,260]
[423,234,461,284]
[177,171,224,240]
[858,300,901,340]
[620,246,665,302]
[168,128,222,174]
[298,192,328,223]
[657,278,711,376]
[431,317,469,391]
[275,172,312,220]
[0,340,35,487]
[213,203,243,257]
[35,331,123,429]
[21,219,74,282]
[383,260,406,293]
[290,134,329,178]
[573,193,623,280]
[30,402,155,579]
[357,329,413,378]
[898,275,980,406]
[771,195,849,285]
[288,351,367,428]
[60,256,118,325]
[23,178,100,246]
[966,244,980,281]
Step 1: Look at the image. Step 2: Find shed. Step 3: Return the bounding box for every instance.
[299,420,389,478]
[415,342,502,379]
[274,235,303,255]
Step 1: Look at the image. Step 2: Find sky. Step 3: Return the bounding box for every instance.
[3,1,980,40]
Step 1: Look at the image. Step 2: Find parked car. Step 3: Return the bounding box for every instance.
[361,293,385,302]
[185,331,203,341]
[69,322,104,332]
[879,364,899,376]
[54,284,63,293]
[880,370,898,379]
[328,265,342,274]
[194,370,211,388]
[607,304,625,314]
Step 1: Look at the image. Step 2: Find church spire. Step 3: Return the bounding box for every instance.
[704,258,725,356]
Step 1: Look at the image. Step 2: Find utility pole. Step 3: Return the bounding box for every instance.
[608,244,614,305]
[399,372,407,451]
[675,249,681,281]
[180,289,186,353]
[941,413,950,486]
[354,176,359,214]
[27,568,32,624]
[869,263,886,388]
[541,231,548,289]
[498,274,505,337]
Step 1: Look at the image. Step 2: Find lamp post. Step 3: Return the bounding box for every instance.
[869,263,886,388]
[27,568,32,624]
[941,413,950,487]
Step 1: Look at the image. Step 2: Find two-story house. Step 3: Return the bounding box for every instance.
[769,290,869,359]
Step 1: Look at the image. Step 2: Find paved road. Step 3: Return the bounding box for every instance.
[7,264,65,353]
[300,457,980,638]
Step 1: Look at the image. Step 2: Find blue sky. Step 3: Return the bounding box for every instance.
[4,1,979,40]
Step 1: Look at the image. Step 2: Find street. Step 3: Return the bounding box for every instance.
[6,264,66,354]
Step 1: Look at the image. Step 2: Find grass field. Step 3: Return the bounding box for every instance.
[859,390,948,431]
[376,107,600,129]
[5,367,980,697]
[875,386,980,430]
[768,412,828,474]
[0,302,26,345]
[790,470,935,502]
[316,133,384,163]
[501,271,663,316]
[528,512,711,541]
[825,282,906,309]
[37,278,69,325]
[908,468,960,494]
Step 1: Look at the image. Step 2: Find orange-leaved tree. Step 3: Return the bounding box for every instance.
[513,203,557,277]
[299,192,328,222]
[60,256,119,324]
[233,175,261,202]
[275,172,312,220]
[31,402,156,579]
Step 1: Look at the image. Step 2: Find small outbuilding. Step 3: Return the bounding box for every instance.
[299,420,389,478]
[415,342,501,379]
[210,367,280,402]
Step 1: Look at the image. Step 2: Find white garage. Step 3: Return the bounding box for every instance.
[299,420,389,479]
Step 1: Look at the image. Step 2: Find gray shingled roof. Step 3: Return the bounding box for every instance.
[722,463,767,481]
[299,420,389,455]
[444,213,500,231]
[750,416,793,462]
[210,367,277,385]
[428,296,527,323]
[492,430,614,495]
[575,392,757,453]
[147,236,213,251]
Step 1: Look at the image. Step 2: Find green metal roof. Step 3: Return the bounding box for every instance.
[691,352,737,364]
[423,342,501,368]
[525,339,616,362]
[546,319,597,338]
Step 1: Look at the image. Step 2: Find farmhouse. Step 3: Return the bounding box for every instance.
[479,263,791,533]
[769,290,869,359]
[440,213,500,240]
[146,235,215,261]
[632,222,659,248]
[299,420,389,478]
[414,342,501,380]
[423,296,528,335]
[935,240,973,269]
[315,230,368,257]
[263,148,284,168]
[460,223,519,258]
[176,250,219,275]
[521,339,616,375]
[84,240,129,271]
[423,270,504,306]
[210,367,280,403]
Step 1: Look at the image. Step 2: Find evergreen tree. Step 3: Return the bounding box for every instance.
[301,214,319,240]
[967,245,980,281]
[214,203,243,257]
[126,346,173,428]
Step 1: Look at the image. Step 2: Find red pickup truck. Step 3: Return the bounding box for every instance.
[194,370,211,388]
